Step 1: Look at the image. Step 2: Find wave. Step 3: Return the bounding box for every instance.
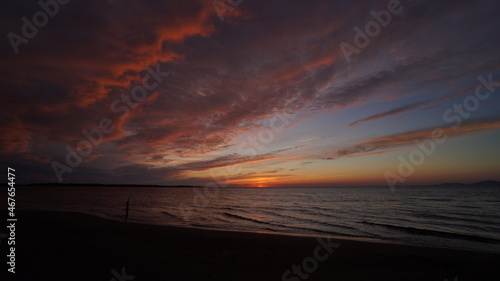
[421,198,454,202]
[412,211,498,226]
[261,209,360,232]
[161,211,182,221]
[222,212,367,238]
[362,221,500,243]
[223,212,274,226]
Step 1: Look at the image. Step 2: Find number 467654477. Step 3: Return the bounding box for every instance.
[7,168,15,217]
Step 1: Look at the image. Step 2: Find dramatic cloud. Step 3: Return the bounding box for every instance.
[1,0,500,185]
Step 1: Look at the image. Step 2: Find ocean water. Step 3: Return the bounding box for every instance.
[11,185,500,253]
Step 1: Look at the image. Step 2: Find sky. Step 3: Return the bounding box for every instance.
[1,0,499,187]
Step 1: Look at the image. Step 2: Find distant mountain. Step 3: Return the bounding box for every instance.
[438,182,465,186]
[438,180,500,186]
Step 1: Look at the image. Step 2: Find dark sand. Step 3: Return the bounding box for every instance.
[4,211,500,281]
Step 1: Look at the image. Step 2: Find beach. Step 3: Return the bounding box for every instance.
[6,210,500,281]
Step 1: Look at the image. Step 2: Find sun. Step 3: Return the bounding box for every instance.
[239,177,272,187]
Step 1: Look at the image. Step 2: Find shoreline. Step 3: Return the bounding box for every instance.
[17,207,500,254]
[5,210,500,281]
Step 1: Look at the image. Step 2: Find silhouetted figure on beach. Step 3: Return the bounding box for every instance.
[125,197,129,222]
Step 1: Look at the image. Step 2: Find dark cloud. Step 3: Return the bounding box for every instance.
[1,0,500,184]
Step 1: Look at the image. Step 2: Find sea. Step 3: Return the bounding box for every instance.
[10,185,500,253]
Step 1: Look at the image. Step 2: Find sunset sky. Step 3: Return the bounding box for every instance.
[1,0,499,187]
